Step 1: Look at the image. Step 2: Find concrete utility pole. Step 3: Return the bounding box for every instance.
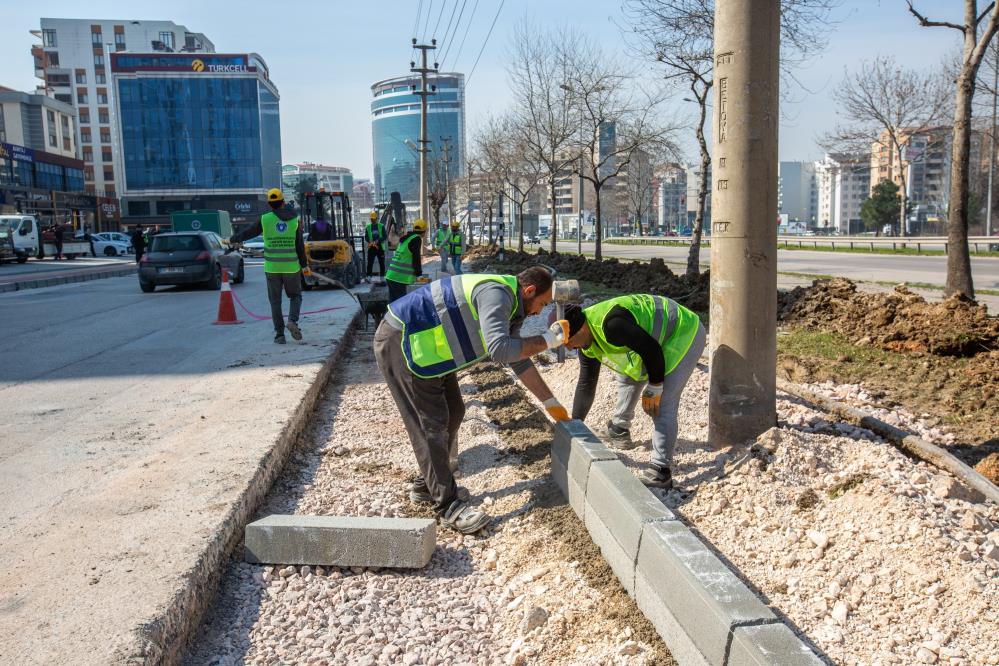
[411,40,438,223]
[988,40,998,238]
[441,136,454,222]
[708,0,780,447]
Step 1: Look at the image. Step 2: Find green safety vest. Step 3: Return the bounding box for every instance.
[581,294,701,381]
[365,222,386,250]
[261,211,300,274]
[385,232,421,284]
[447,230,463,256]
[388,274,520,378]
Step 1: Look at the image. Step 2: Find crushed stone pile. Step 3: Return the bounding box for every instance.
[778,278,998,358]
[464,246,710,315]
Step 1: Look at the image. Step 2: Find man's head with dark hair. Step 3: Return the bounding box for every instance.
[269,200,284,210]
[517,266,554,315]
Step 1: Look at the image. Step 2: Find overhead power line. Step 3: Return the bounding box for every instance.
[466,0,505,86]
[412,0,424,38]
[422,0,435,42]
[433,0,450,39]
[448,0,480,72]
[439,0,468,69]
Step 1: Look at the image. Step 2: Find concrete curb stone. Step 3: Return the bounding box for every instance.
[0,265,138,293]
[728,623,826,666]
[551,419,617,519]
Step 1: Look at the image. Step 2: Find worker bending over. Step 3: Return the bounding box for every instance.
[446,219,464,275]
[385,218,428,302]
[231,188,311,344]
[365,211,387,279]
[374,267,572,534]
[563,294,705,489]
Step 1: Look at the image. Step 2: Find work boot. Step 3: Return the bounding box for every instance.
[440,499,491,535]
[409,479,470,504]
[603,420,636,450]
[639,464,673,490]
[286,321,302,341]
[274,333,287,345]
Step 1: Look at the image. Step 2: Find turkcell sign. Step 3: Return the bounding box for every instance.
[206,64,248,73]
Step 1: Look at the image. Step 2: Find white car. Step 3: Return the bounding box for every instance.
[241,235,265,257]
[92,232,133,256]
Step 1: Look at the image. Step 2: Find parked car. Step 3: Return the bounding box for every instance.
[138,231,244,293]
[241,235,265,257]
[92,232,132,256]
[526,235,540,244]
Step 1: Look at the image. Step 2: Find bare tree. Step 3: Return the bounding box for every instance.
[508,23,579,254]
[469,129,509,246]
[623,0,837,276]
[908,1,999,298]
[821,56,951,237]
[623,150,655,235]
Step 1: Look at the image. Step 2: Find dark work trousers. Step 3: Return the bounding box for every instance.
[367,246,386,277]
[266,272,303,335]
[386,279,409,303]
[374,320,465,512]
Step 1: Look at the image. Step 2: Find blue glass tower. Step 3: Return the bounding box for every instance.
[370,73,465,204]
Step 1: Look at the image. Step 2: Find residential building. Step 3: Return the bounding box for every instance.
[815,153,870,234]
[655,164,687,233]
[370,73,466,204]
[778,161,817,224]
[0,87,118,227]
[32,18,214,199]
[282,163,354,198]
[352,178,375,210]
[685,162,712,231]
[110,51,281,228]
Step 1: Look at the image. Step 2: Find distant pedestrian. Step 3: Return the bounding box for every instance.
[365,210,387,279]
[131,226,146,264]
[84,225,95,257]
[231,188,310,344]
[446,220,464,275]
[432,222,451,277]
[52,223,64,260]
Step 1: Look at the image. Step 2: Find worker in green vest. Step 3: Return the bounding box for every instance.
[447,219,464,275]
[365,210,387,280]
[231,188,311,344]
[561,294,706,490]
[432,221,450,277]
[385,218,428,302]
[374,266,571,534]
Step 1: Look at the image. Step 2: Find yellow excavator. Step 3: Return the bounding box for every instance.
[300,189,365,289]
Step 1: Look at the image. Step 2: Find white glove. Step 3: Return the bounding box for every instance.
[542,320,570,349]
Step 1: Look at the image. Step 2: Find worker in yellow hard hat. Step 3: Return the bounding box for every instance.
[365,210,388,280]
[446,219,464,275]
[385,218,428,302]
[230,187,311,344]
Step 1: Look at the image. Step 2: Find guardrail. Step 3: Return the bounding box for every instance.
[604,235,998,253]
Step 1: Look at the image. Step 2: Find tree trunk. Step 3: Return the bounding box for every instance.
[687,99,710,277]
[947,70,977,297]
[894,141,908,237]
[549,177,558,254]
[594,185,603,261]
[488,209,494,245]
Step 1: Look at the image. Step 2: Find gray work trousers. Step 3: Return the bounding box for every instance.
[611,322,706,468]
[373,320,464,512]
[266,272,302,335]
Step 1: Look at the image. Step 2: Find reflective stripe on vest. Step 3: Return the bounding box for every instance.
[581,294,700,381]
[385,233,420,284]
[388,274,520,378]
[261,211,300,274]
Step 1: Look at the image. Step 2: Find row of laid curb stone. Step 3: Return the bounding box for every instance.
[112,307,362,665]
[0,265,137,293]
[551,420,827,666]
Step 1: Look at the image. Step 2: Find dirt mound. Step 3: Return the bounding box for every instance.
[465,246,710,314]
[778,278,999,357]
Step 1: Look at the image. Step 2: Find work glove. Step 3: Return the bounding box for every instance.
[543,397,570,422]
[542,320,570,349]
[302,267,313,277]
[416,275,431,284]
[641,383,664,418]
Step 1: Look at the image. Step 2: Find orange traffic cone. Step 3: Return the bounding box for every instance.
[213,268,243,325]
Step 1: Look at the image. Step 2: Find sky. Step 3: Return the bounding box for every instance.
[0,0,967,180]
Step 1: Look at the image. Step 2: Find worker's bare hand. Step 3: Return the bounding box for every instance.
[641,383,663,418]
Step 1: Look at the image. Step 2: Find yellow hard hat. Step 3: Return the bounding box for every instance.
[369,211,378,221]
[266,188,284,203]
[450,219,460,228]
[413,218,428,232]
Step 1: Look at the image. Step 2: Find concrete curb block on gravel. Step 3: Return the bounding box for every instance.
[551,420,825,666]
[0,265,138,292]
[114,308,361,665]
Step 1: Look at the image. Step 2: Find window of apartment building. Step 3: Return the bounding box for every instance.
[100,129,111,144]
[81,146,92,162]
[79,108,90,124]
[54,94,71,105]
[47,110,57,147]
[84,166,94,181]
[47,51,60,67]
[96,91,108,104]
[80,129,91,143]
[158,31,175,49]
[43,29,57,46]
[47,73,70,86]
[114,32,125,49]
[92,30,102,45]
[98,109,109,124]
[95,72,106,85]
[61,115,71,151]
[75,70,86,84]
[77,90,88,104]
[102,148,112,162]
[103,167,114,182]
[94,54,104,68]
[0,110,5,143]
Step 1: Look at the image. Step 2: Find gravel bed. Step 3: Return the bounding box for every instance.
[186,332,673,666]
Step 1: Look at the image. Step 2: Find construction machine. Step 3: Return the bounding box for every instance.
[300,189,365,289]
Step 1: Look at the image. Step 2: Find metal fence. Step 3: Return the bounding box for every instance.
[604,235,998,253]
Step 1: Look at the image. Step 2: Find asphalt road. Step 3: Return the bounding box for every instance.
[0,262,359,664]
[575,242,999,291]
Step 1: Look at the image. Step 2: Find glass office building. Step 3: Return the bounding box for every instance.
[370,73,465,204]
[111,52,281,227]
